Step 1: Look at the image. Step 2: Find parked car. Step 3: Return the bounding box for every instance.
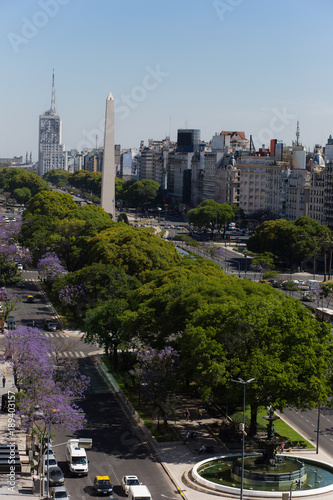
[48,466,65,487]
[94,475,113,495]
[43,448,56,460]
[50,486,70,500]
[121,475,141,495]
[43,456,58,470]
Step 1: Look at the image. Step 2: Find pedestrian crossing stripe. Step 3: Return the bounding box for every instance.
[47,351,86,358]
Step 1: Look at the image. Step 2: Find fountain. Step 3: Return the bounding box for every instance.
[192,407,333,497]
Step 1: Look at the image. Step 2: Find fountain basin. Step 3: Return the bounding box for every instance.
[192,454,333,497]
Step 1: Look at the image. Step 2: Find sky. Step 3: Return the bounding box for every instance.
[1,0,333,160]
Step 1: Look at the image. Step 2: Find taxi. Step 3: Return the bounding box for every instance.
[93,476,113,495]
[27,295,34,303]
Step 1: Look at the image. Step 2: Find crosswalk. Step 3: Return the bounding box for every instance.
[43,332,66,338]
[47,350,86,358]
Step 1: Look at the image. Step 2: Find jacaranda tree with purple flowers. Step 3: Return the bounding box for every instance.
[37,252,67,283]
[3,325,89,455]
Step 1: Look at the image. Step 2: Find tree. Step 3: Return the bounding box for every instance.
[123,179,160,207]
[187,200,236,237]
[85,225,181,282]
[37,252,67,282]
[4,326,89,455]
[12,187,31,204]
[84,298,129,369]
[247,217,333,269]
[50,262,139,321]
[130,347,179,427]
[181,294,333,435]
[24,191,77,219]
[0,287,21,322]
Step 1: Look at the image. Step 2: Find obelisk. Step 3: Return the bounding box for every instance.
[101,92,115,218]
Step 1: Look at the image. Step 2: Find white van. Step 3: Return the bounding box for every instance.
[65,439,88,476]
[128,485,152,500]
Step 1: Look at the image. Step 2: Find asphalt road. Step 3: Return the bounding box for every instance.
[52,358,179,500]
[282,405,333,457]
[9,271,179,500]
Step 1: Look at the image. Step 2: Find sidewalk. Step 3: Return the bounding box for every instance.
[0,361,35,499]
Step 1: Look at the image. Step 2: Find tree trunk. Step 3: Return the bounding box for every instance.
[250,403,258,436]
[112,344,118,371]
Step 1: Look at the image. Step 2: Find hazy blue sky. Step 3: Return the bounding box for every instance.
[1,0,332,159]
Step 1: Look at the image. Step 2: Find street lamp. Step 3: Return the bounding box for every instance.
[231,377,255,500]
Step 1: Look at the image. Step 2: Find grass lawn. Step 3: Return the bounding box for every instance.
[233,406,315,449]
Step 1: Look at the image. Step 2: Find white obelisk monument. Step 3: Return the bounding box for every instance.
[101,92,115,218]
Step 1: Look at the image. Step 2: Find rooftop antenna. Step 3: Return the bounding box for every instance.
[50,68,56,114]
[296,120,300,146]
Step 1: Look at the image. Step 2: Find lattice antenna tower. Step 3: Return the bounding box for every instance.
[296,120,300,146]
[50,68,56,114]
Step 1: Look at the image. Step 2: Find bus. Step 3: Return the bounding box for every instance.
[315,307,333,324]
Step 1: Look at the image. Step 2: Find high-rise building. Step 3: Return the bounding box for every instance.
[38,70,67,177]
[177,129,200,153]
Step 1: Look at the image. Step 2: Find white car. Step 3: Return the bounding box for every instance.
[121,475,140,495]
[43,448,56,460]
[50,486,70,500]
[43,456,58,471]
[17,264,23,271]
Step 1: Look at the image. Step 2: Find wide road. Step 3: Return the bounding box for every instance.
[51,358,179,500]
[282,405,333,457]
[11,271,179,500]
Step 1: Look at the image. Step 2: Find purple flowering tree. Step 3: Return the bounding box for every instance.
[130,347,179,427]
[3,326,89,458]
[37,252,68,282]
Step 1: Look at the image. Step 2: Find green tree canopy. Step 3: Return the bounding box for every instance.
[123,179,160,207]
[85,225,181,281]
[247,217,332,268]
[187,200,237,236]
[24,191,77,219]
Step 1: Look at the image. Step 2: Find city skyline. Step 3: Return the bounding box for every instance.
[1,0,333,160]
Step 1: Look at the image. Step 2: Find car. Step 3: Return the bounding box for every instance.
[17,264,23,271]
[43,448,56,460]
[46,322,57,332]
[94,476,113,495]
[27,295,34,303]
[43,456,58,470]
[48,466,65,487]
[50,486,70,500]
[44,318,55,330]
[17,282,25,288]
[121,475,141,495]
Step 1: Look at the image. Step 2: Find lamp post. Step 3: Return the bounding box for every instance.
[231,378,255,500]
